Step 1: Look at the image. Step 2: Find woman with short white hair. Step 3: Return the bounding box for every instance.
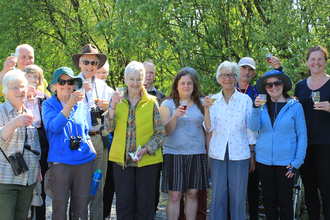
[104,61,166,220]
[0,70,42,219]
[204,61,257,220]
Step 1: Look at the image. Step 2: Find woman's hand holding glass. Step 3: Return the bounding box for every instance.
[314,101,330,112]
[110,91,123,106]
[68,90,85,106]
[203,96,214,109]
[173,104,187,118]
[14,114,35,127]
[254,95,267,109]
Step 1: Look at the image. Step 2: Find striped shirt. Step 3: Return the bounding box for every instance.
[0,100,41,185]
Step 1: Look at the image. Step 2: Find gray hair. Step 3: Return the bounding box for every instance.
[143,60,156,74]
[15,44,34,57]
[2,70,28,95]
[102,61,110,73]
[125,61,145,82]
[180,66,199,82]
[216,61,240,83]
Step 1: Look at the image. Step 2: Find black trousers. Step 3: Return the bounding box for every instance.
[247,166,260,220]
[300,146,330,220]
[33,128,49,220]
[257,163,294,220]
[113,163,161,220]
[103,161,115,219]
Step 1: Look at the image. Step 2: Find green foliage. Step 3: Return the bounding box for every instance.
[0,0,329,96]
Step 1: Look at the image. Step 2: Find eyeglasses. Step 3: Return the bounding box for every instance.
[58,79,75,86]
[80,60,99,66]
[9,86,26,91]
[264,80,283,89]
[219,73,236,79]
[26,74,39,81]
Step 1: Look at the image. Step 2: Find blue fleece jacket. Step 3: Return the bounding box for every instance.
[248,98,307,169]
[42,95,96,165]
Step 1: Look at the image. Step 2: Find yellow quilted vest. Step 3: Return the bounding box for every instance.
[109,90,163,168]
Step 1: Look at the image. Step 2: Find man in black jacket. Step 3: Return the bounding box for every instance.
[143,60,166,103]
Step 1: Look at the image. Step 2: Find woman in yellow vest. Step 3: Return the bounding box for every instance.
[104,61,166,220]
[160,70,209,220]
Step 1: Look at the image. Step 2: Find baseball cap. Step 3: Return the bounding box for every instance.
[238,57,256,70]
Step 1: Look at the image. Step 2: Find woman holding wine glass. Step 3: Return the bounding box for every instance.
[104,61,165,220]
[203,61,257,220]
[248,69,307,219]
[160,70,208,220]
[0,70,41,219]
[294,45,330,219]
[23,64,50,220]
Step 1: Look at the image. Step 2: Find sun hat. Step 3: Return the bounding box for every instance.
[256,70,292,94]
[46,67,82,93]
[72,44,107,69]
[238,57,256,70]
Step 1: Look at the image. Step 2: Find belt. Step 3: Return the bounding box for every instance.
[88,130,100,136]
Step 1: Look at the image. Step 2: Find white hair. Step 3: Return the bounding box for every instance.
[143,60,156,74]
[216,61,240,83]
[102,61,110,73]
[2,70,28,95]
[15,44,34,57]
[124,61,145,81]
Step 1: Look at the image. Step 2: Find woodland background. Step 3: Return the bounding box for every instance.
[1,0,330,95]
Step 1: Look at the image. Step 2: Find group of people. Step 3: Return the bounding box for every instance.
[0,43,328,220]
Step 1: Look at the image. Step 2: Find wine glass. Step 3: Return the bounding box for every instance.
[116,87,125,103]
[11,53,17,70]
[312,91,320,104]
[27,83,37,102]
[180,100,188,117]
[266,53,272,68]
[209,94,216,108]
[25,108,35,128]
[259,94,267,110]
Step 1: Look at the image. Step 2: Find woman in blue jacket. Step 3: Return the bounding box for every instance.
[42,67,96,219]
[248,70,307,220]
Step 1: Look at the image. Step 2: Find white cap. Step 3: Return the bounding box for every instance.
[238,57,256,70]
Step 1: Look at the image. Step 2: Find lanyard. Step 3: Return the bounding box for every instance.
[56,96,80,137]
[236,84,249,94]
[85,79,98,105]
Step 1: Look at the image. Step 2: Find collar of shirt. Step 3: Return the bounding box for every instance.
[4,100,16,114]
[218,88,240,102]
[147,85,157,92]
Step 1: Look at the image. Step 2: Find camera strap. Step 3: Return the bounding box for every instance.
[0,126,28,163]
[56,96,80,138]
[85,80,98,109]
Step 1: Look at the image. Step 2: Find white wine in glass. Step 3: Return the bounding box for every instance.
[312,91,320,103]
[259,94,267,110]
[116,87,125,103]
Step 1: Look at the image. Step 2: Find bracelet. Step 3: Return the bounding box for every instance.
[109,105,116,110]
[250,150,255,153]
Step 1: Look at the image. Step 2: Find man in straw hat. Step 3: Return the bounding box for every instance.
[72,44,113,220]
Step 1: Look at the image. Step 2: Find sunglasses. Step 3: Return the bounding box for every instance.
[80,60,99,66]
[264,80,283,89]
[58,79,75,86]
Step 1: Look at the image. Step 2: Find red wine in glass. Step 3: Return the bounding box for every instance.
[179,100,188,117]
[144,84,147,89]
[266,53,272,68]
